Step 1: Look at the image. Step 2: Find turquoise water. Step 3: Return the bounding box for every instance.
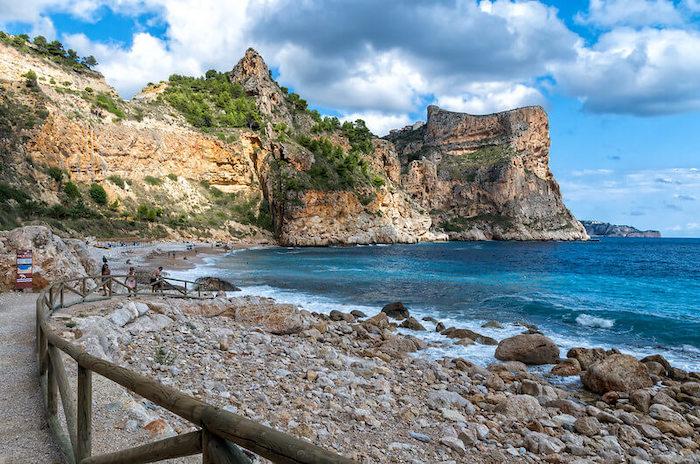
[193,239,700,370]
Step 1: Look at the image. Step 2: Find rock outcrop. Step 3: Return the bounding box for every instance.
[581,220,661,238]
[0,226,97,291]
[386,106,588,241]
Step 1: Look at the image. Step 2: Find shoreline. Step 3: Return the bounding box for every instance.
[154,244,700,374]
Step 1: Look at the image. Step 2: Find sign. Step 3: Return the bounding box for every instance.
[16,249,33,290]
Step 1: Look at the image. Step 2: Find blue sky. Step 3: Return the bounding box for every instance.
[1,0,699,236]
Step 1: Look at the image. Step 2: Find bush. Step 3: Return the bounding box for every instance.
[107,175,125,189]
[341,119,374,155]
[137,204,163,222]
[63,182,80,199]
[144,175,162,186]
[94,93,125,118]
[166,173,178,181]
[47,167,65,183]
[23,70,38,89]
[164,71,262,130]
[89,183,108,205]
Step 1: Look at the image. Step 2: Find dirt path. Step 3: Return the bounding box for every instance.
[0,292,62,464]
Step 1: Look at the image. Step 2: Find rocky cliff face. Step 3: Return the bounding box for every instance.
[581,221,661,238]
[386,106,587,240]
[0,36,585,244]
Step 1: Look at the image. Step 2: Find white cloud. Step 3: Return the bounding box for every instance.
[571,169,614,177]
[576,0,684,28]
[436,82,544,115]
[340,111,412,137]
[554,27,700,115]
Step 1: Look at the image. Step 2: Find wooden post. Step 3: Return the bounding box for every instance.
[81,278,86,298]
[207,433,252,464]
[202,429,211,464]
[49,345,78,456]
[77,366,92,461]
[47,354,58,417]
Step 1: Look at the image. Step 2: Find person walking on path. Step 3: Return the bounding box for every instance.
[125,267,137,296]
[100,262,111,296]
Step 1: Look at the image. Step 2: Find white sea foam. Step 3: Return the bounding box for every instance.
[576,314,615,329]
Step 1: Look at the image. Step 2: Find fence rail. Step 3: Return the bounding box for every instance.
[36,275,355,464]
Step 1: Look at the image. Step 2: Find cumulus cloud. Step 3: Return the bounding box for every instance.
[576,0,684,28]
[554,27,700,115]
[3,0,700,121]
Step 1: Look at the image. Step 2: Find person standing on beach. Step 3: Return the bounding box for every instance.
[100,262,111,296]
[125,267,137,296]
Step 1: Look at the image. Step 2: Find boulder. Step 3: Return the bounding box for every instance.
[640,354,671,374]
[574,417,601,436]
[381,301,410,320]
[350,309,367,318]
[399,316,426,331]
[441,327,497,345]
[329,310,345,322]
[232,302,312,335]
[495,395,543,421]
[581,354,654,394]
[435,322,445,332]
[566,347,611,370]
[194,276,240,292]
[0,226,97,291]
[422,316,439,323]
[363,312,390,329]
[494,334,559,365]
[550,358,581,376]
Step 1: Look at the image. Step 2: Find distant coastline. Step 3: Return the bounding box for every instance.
[581,220,661,238]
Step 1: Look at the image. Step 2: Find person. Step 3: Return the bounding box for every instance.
[101,262,111,296]
[150,266,163,293]
[125,267,137,296]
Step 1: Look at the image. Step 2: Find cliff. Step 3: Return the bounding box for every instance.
[386,106,587,240]
[0,34,586,244]
[581,221,661,238]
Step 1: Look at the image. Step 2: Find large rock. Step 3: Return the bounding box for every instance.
[399,316,426,331]
[567,347,613,370]
[0,226,97,291]
[441,327,497,345]
[381,302,410,320]
[581,354,654,394]
[494,334,559,365]
[229,299,312,335]
[194,276,240,292]
[495,395,544,421]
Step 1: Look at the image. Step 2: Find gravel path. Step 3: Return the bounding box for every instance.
[0,292,62,464]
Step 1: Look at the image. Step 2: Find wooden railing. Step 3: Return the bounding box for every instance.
[36,275,355,464]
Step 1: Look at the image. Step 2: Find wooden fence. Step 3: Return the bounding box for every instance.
[35,275,356,464]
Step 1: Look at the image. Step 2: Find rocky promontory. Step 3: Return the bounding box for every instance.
[581,221,661,238]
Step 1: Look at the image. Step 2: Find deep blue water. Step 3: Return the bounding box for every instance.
[196,239,700,370]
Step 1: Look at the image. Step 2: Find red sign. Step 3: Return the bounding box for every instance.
[16,249,33,289]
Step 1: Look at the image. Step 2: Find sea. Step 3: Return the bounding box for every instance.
[175,238,700,373]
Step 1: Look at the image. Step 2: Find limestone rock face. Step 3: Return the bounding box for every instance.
[581,354,654,394]
[0,226,97,291]
[386,105,588,241]
[495,334,560,365]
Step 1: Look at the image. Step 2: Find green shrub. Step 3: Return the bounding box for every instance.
[47,167,65,183]
[23,70,38,89]
[63,181,80,199]
[166,173,178,181]
[341,119,374,155]
[107,175,125,189]
[89,183,108,205]
[312,116,341,133]
[94,93,125,118]
[84,86,93,93]
[137,203,163,222]
[163,71,262,130]
[144,175,162,186]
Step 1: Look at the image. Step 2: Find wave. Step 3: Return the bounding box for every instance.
[576,314,615,329]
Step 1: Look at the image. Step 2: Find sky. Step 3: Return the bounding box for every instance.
[1,0,699,237]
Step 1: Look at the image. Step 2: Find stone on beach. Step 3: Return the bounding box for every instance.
[581,354,653,394]
[494,333,559,365]
[399,316,426,331]
[441,327,497,345]
[381,301,410,320]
